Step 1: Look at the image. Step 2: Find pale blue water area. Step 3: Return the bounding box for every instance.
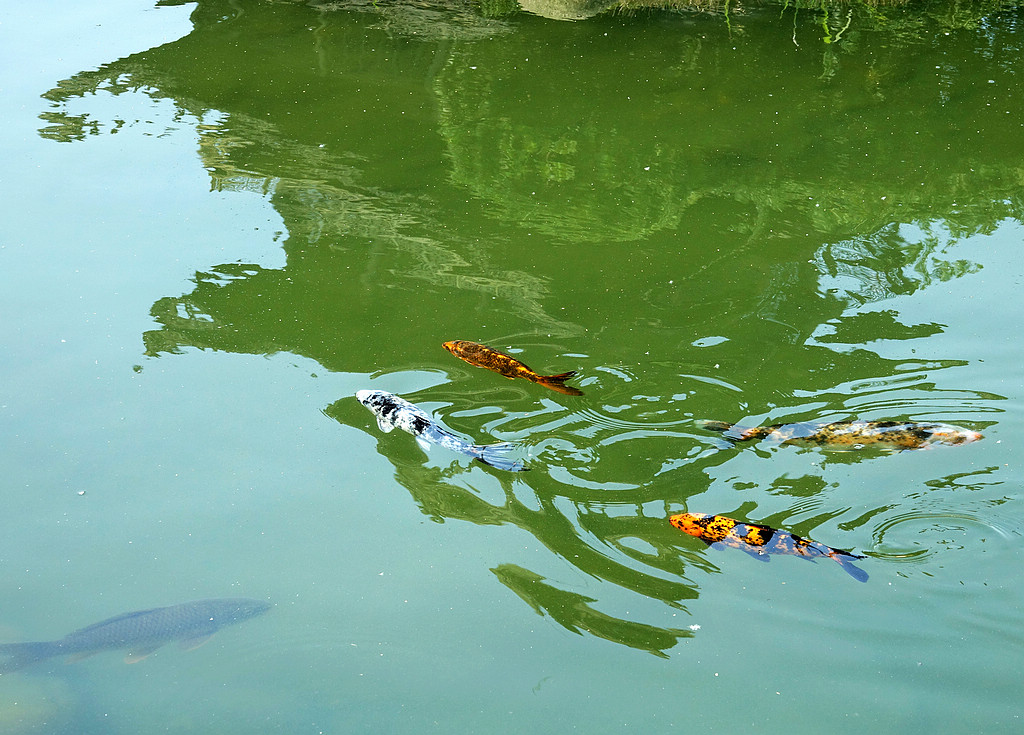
[2,1,1023,733]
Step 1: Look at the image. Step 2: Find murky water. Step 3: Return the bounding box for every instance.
[2,0,1023,732]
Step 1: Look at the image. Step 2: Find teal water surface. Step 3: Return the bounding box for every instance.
[1,1,1023,732]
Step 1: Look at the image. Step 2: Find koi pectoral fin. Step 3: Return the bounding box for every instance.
[376,417,396,433]
[178,633,215,651]
[124,645,162,664]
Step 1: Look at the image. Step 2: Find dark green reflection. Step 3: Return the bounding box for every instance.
[37,2,1023,373]
[492,564,693,657]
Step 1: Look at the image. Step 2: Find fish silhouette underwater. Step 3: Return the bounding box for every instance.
[356,389,527,471]
[701,419,982,451]
[442,340,583,396]
[670,512,869,582]
[0,598,271,672]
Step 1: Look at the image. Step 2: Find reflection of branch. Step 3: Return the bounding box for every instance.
[492,564,693,658]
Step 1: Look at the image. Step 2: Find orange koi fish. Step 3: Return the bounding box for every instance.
[701,419,982,450]
[670,512,868,582]
[442,340,583,396]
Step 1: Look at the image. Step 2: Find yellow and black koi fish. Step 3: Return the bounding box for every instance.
[442,340,583,396]
[700,419,982,450]
[670,512,868,582]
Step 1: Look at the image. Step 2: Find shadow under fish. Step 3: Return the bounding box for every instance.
[442,340,583,396]
[670,512,869,582]
[0,598,271,673]
[700,419,982,451]
[356,389,528,472]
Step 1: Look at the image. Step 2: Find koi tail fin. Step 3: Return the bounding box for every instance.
[0,641,60,673]
[699,420,734,433]
[831,552,869,583]
[698,420,770,442]
[536,371,583,397]
[474,443,529,472]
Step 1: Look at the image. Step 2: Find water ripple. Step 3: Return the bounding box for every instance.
[869,510,1018,563]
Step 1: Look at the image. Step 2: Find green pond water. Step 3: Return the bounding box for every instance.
[2,0,1023,732]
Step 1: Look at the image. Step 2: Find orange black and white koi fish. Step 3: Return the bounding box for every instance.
[670,512,868,582]
[442,340,583,396]
[700,419,982,450]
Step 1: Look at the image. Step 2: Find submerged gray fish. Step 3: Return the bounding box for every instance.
[356,389,527,472]
[0,598,270,672]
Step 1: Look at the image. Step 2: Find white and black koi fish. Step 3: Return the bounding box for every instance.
[356,390,527,472]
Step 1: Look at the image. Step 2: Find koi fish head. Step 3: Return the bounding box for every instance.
[669,513,705,538]
[925,425,984,446]
[442,340,471,356]
[356,389,386,410]
[356,389,399,430]
[669,513,736,543]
